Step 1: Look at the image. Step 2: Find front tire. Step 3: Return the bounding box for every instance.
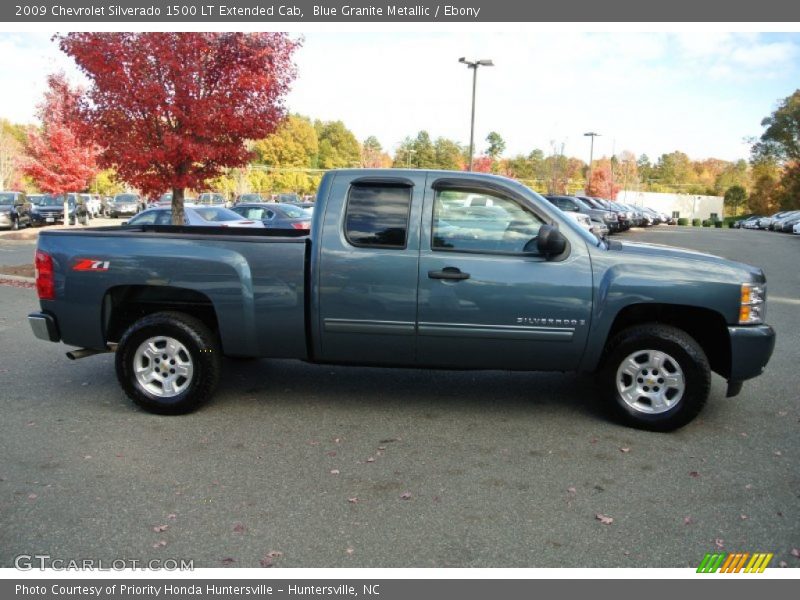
[115,312,221,414]
[601,324,711,431]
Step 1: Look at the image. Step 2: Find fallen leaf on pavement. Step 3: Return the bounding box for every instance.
[259,557,273,568]
[683,516,694,525]
[715,539,725,549]
[740,514,748,520]
[326,451,337,457]
[400,492,412,500]
[27,493,37,501]
[330,469,340,475]
[232,523,246,534]
[619,447,630,453]
[791,548,800,558]
[152,540,167,548]
[778,561,788,568]
[346,547,354,555]
[348,497,358,504]
[167,513,177,520]
[773,450,783,457]
[567,487,577,495]
[366,457,375,463]
[152,525,168,533]
[220,558,235,567]
[595,514,614,525]
[689,471,701,478]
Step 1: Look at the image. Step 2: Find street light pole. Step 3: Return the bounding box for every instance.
[459,57,494,171]
[584,131,600,191]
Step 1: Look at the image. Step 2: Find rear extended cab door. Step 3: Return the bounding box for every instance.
[312,171,426,366]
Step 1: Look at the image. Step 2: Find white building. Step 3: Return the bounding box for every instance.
[616,190,724,221]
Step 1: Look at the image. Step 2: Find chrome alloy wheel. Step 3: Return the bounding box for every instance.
[615,349,685,414]
[133,336,194,398]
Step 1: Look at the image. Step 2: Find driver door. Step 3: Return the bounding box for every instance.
[416,179,593,371]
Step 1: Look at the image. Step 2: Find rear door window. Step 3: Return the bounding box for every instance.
[344,184,412,249]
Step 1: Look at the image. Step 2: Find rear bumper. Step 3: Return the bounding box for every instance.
[728,324,775,382]
[28,312,61,342]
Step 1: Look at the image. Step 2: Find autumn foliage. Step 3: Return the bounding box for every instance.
[59,32,299,222]
[23,74,98,198]
[585,162,620,199]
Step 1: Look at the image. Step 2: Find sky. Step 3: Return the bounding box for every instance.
[1,31,799,163]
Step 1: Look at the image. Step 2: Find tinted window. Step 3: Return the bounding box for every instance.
[345,185,412,249]
[433,189,544,254]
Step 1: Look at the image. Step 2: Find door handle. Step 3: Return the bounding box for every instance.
[428,267,470,281]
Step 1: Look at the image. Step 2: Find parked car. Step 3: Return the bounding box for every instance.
[83,194,103,218]
[124,206,264,228]
[793,221,800,235]
[231,202,312,230]
[275,192,302,204]
[0,191,33,230]
[109,193,142,218]
[773,210,800,232]
[779,212,800,233]
[34,193,89,225]
[197,192,229,208]
[235,193,265,204]
[741,216,764,229]
[544,195,618,236]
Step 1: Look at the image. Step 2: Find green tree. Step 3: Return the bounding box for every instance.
[413,131,436,168]
[253,115,318,168]
[361,135,385,167]
[653,151,694,186]
[433,137,464,170]
[723,185,747,216]
[485,131,506,159]
[714,159,749,195]
[753,89,800,163]
[315,120,361,169]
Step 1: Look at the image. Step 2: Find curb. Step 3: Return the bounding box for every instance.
[0,273,36,283]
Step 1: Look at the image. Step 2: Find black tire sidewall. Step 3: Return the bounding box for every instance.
[603,325,710,431]
[116,313,220,415]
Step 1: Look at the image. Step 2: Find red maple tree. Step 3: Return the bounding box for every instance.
[59,32,300,223]
[24,74,98,213]
[585,163,620,199]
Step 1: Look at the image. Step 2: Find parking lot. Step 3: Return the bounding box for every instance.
[0,226,798,568]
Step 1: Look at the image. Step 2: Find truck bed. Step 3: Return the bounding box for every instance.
[36,226,310,359]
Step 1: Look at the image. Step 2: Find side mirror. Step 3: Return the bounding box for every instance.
[536,224,568,259]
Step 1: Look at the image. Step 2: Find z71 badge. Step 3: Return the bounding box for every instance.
[73,259,110,271]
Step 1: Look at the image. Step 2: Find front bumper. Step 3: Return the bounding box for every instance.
[29,312,61,342]
[728,324,775,383]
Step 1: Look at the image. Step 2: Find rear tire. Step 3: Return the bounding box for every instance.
[115,312,221,415]
[601,323,711,431]
[11,218,18,231]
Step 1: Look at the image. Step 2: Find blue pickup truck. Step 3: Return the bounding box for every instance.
[28,169,775,430]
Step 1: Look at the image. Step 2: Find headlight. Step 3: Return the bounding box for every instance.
[739,283,765,324]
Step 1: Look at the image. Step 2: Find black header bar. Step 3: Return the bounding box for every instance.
[4,0,800,22]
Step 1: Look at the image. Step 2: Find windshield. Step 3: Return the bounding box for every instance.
[192,207,243,222]
[114,194,138,203]
[0,193,15,205]
[39,194,74,206]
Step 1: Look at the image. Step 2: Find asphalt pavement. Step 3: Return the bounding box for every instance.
[0,227,797,568]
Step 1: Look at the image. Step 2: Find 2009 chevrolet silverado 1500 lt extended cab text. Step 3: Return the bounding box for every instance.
[28,169,775,430]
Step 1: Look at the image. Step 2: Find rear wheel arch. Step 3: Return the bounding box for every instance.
[103,285,221,350]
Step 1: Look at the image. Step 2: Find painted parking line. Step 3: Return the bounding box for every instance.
[770,296,800,306]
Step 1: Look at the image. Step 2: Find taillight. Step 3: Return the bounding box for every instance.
[291,221,311,230]
[35,250,55,300]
